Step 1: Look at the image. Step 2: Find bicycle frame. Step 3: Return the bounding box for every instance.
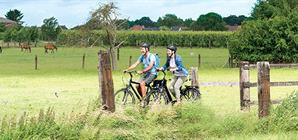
[124,71,152,102]
[157,70,174,102]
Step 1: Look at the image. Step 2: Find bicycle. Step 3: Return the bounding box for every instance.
[114,71,155,106]
[144,70,201,106]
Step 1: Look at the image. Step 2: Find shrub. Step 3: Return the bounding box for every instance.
[229,8,298,63]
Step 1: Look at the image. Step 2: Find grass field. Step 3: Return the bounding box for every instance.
[0,46,298,139]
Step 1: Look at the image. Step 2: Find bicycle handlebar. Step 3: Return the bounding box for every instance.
[157,69,167,80]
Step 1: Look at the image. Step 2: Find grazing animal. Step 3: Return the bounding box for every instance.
[20,42,31,53]
[0,47,2,53]
[45,43,57,53]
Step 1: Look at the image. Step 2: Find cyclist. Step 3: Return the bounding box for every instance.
[124,43,157,98]
[158,45,188,104]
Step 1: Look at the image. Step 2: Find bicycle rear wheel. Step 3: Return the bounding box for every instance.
[114,88,135,105]
[183,88,200,101]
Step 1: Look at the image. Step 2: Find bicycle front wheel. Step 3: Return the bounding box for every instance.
[149,88,170,105]
[114,88,135,105]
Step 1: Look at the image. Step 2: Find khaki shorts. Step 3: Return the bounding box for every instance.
[138,74,157,85]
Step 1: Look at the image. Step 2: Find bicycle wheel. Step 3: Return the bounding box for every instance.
[183,88,200,101]
[114,88,135,105]
[144,89,159,106]
[156,87,170,105]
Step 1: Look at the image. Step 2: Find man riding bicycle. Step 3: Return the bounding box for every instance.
[124,43,157,99]
[158,45,188,105]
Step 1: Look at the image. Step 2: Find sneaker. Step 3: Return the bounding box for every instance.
[174,101,182,107]
[140,100,146,108]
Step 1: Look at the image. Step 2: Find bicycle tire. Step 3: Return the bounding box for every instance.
[114,88,135,105]
[144,89,158,106]
[183,88,200,101]
[155,87,170,105]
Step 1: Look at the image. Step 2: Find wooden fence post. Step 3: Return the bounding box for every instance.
[98,50,115,112]
[228,56,232,68]
[190,67,199,88]
[35,55,38,70]
[82,53,86,69]
[128,56,132,67]
[240,61,250,111]
[117,48,119,61]
[198,54,201,68]
[257,62,270,118]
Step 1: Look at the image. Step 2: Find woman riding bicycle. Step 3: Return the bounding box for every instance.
[158,45,188,105]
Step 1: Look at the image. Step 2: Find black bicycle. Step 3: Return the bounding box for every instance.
[114,71,155,106]
[144,70,200,105]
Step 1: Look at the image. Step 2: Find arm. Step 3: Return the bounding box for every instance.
[142,60,154,73]
[161,58,169,70]
[175,56,184,71]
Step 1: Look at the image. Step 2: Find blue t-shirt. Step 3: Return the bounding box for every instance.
[138,53,157,75]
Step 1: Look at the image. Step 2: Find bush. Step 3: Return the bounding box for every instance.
[229,10,298,63]
[255,91,298,133]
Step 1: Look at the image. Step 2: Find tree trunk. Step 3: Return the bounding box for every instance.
[109,47,117,70]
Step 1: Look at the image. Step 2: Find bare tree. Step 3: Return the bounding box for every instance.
[90,2,125,70]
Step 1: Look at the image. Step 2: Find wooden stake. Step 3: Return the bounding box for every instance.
[35,55,38,70]
[98,51,115,112]
[190,67,199,89]
[129,55,132,67]
[82,53,86,69]
[257,62,270,118]
[240,61,250,111]
[198,54,201,68]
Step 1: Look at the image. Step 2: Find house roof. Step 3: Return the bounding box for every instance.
[0,17,17,24]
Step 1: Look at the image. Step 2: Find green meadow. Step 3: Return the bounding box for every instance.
[0,46,297,139]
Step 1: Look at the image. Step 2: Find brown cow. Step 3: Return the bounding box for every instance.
[20,42,31,53]
[45,43,57,53]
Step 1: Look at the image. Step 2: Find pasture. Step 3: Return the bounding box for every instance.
[0,46,298,139]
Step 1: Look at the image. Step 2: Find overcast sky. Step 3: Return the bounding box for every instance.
[0,0,257,28]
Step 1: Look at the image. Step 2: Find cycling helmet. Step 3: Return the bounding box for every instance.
[167,45,177,52]
[140,42,150,49]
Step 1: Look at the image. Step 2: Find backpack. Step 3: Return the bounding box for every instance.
[153,53,160,69]
[140,53,160,69]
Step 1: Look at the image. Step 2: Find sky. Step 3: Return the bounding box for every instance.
[0,0,257,28]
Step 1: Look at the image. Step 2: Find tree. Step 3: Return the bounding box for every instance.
[28,26,39,47]
[194,12,227,31]
[223,15,248,26]
[41,17,61,41]
[183,18,194,28]
[90,2,126,70]
[134,17,156,27]
[116,19,130,30]
[157,14,183,28]
[5,9,24,25]
[251,0,298,20]
[0,23,6,32]
[230,0,298,63]
[3,26,18,47]
[128,20,135,28]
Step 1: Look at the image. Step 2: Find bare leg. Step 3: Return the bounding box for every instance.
[140,81,146,98]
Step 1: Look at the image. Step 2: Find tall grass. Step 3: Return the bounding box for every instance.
[1,91,298,139]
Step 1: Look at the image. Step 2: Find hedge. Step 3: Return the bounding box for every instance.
[57,30,232,48]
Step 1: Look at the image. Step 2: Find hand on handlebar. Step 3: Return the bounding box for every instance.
[157,67,164,72]
[137,71,143,74]
[169,68,176,72]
